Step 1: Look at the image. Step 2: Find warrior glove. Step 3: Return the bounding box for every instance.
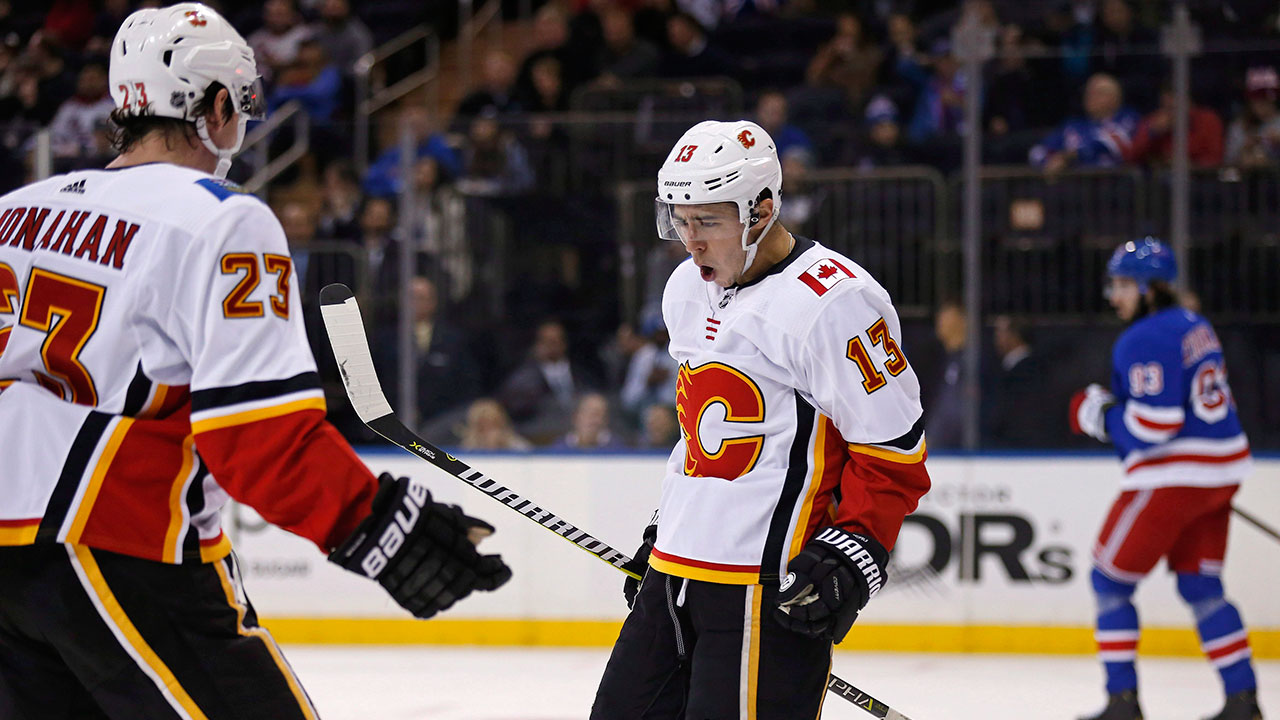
[775,526,888,644]
[1070,383,1116,442]
[329,473,512,619]
[623,522,657,609]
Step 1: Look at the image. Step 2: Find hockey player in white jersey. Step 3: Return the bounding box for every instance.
[0,5,508,719]
[592,120,932,718]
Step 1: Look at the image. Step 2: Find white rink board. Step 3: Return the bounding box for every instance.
[225,453,1280,628]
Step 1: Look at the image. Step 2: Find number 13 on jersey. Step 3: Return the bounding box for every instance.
[846,317,908,394]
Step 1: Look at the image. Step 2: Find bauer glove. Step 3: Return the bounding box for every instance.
[775,526,888,644]
[329,473,512,618]
[623,522,657,609]
[1070,383,1116,442]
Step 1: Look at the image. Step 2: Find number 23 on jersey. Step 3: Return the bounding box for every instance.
[220,251,292,319]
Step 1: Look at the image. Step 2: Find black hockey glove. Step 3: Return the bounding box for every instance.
[623,522,657,609]
[329,473,512,619]
[774,526,888,644]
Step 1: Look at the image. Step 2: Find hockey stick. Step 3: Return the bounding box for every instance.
[319,283,915,719]
[1233,506,1280,544]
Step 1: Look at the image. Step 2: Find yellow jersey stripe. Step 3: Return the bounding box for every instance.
[162,434,196,563]
[70,545,209,720]
[138,383,171,419]
[191,397,326,435]
[65,418,133,545]
[787,415,829,561]
[213,560,318,720]
[648,555,761,585]
[847,438,927,465]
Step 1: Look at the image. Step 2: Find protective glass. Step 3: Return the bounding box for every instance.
[655,199,684,242]
[654,199,743,243]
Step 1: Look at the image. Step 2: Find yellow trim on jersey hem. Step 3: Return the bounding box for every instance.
[0,524,39,545]
[252,619,1280,659]
[66,418,133,545]
[648,555,760,584]
[846,438,926,464]
[191,397,327,434]
[199,534,233,563]
[213,561,318,720]
[71,545,210,720]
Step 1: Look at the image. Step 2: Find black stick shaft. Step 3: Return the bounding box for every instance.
[319,283,914,719]
[367,412,646,578]
[1234,505,1280,543]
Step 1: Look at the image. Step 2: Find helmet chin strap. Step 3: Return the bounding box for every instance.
[196,114,247,179]
[738,209,779,277]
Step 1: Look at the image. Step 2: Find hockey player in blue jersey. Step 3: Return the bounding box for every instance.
[1070,238,1262,720]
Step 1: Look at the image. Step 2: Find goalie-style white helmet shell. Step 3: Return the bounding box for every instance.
[109,3,265,176]
[656,120,783,253]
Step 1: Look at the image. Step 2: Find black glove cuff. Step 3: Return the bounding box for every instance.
[328,473,432,580]
[811,526,889,607]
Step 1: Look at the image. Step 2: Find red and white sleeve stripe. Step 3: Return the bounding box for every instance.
[1122,400,1185,443]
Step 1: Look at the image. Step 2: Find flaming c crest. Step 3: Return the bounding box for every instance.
[737,130,755,149]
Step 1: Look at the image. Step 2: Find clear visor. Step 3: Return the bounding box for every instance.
[238,76,267,120]
[654,199,745,243]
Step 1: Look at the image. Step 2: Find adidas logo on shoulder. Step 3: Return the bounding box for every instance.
[60,178,86,194]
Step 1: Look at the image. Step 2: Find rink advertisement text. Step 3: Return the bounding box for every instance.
[222,454,1280,630]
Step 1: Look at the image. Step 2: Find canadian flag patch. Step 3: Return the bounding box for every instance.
[797,258,855,296]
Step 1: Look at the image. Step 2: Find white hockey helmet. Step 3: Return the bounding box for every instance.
[109,3,266,177]
[655,120,783,255]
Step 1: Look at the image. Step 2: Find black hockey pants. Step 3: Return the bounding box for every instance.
[592,568,833,720]
[0,544,317,720]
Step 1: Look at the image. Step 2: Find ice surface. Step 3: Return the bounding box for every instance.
[284,645,1279,720]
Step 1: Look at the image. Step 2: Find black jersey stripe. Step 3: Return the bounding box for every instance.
[36,412,112,542]
[120,363,154,417]
[180,457,210,563]
[190,372,321,413]
[759,391,816,585]
[874,415,925,452]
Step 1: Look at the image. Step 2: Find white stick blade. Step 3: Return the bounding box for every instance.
[319,285,394,423]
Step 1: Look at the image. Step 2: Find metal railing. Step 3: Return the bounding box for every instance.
[616,167,947,322]
[615,166,1280,323]
[243,101,310,196]
[353,26,440,174]
[565,78,745,191]
[948,166,1148,316]
[456,0,504,93]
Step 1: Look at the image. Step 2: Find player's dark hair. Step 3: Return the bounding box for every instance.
[1147,280,1179,310]
[107,82,235,154]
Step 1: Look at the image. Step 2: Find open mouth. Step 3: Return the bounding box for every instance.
[700,265,715,282]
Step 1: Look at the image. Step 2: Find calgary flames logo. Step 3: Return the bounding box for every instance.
[676,361,765,480]
[737,130,755,149]
[185,10,207,26]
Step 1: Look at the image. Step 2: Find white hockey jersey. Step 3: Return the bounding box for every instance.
[651,236,931,585]
[0,163,377,563]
